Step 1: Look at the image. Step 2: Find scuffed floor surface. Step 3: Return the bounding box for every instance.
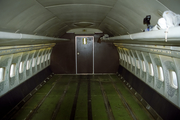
[12,75,154,120]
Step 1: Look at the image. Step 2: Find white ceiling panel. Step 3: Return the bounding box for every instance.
[47,4,112,15]
[99,18,127,35]
[56,13,107,22]
[37,0,117,7]
[33,18,62,35]
[0,0,35,32]
[43,23,68,36]
[158,0,180,14]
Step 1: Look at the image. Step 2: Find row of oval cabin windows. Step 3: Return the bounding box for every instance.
[120,53,178,89]
[0,53,51,82]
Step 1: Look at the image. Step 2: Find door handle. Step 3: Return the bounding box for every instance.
[77,52,80,55]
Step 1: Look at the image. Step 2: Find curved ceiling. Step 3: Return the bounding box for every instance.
[0,0,179,37]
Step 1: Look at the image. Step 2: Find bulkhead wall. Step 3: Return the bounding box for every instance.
[50,33,119,74]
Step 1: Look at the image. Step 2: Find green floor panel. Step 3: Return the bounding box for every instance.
[91,81,108,120]
[98,75,111,82]
[12,75,154,120]
[55,80,78,120]
[91,81,102,95]
[13,109,32,120]
[55,95,76,120]
[109,75,119,81]
[75,80,88,120]
[90,75,99,79]
[31,75,71,120]
[101,81,133,120]
[75,110,88,120]
[12,75,61,120]
[108,95,133,119]
[22,94,45,108]
[31,95,60,120]
[110,75,153,120]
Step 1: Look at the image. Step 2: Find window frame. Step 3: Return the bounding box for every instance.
[0,67,5,82]
[32,57,36,67]
[19,61,24,73]
[169,70,178,89]
[48,53,51,60]
[148,63,154,76]
[142,60,146,72]
[128,55,131,64]
[136,59,140,69]
[124,54,127,62]
[26,59,31,70]
[37,56,41,65]
[41,55,44,63]
[131,57,135,66]
[44,54,47,61]
[122,53,124,61]
[10,64,16,78]
[157,66,164,81]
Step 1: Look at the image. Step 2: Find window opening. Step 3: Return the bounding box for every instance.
[37,56,41,65]
[128,56,131,64]
[0,68,5,82]
[41,55,44,63]
[10,64,16,77]
[48,53,51,60]
[119,53,122,59]
[122,54,124,61]
[32,58,36,67]
[131,57,135,66]
[142,60,146,72]
[169,71,178,89]
[26,60,31,70]
[136,59,140,69]
[148,63,154,76]
[124,54,127,62]
[157,66,164,81]
[45,54,47,61]
[19,62,24,73]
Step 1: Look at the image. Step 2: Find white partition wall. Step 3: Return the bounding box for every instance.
[115,43,180,108]
[0,43,55,97]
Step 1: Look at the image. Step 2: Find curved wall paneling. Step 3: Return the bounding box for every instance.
[115,43,180,108]
[0,43,55,97]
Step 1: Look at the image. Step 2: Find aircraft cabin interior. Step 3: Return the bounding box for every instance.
[0,0,180,120]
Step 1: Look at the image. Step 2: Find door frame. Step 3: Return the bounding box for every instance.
[75,36,94,74]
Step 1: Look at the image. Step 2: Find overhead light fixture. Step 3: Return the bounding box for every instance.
[83,38,87,44]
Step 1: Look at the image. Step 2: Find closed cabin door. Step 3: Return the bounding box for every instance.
[75,36,94,74]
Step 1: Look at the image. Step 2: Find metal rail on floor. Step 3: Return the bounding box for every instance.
[51,77,72,120]
[87,76,93,120]
[109,75,137,120]
[24,76,62,120]
[118,75,163,120]
[98,77,115,120]
[3,74,55,120]
[70,79,81,120]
